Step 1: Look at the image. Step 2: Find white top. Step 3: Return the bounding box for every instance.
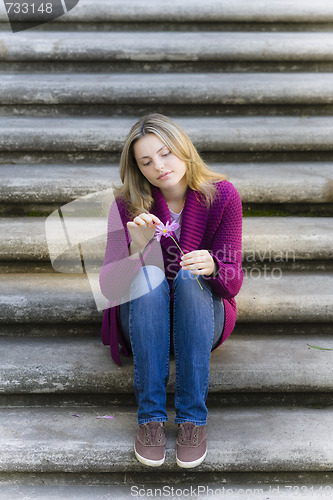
[169,208,183,241]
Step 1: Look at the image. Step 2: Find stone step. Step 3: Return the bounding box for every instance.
[1,163,332,208]
[0,272,332,327]
[0,405,332,473]
[1,334,333,394]
[2,0,333,25]
[0,474,331,500]
[1,473,333,500]
[0,32,333,64]
[3,73,333,106]
[2,116,333,153]
[0,217,332,264]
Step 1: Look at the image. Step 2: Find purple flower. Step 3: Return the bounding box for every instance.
[153,221,203,290]
[154,221,180,242]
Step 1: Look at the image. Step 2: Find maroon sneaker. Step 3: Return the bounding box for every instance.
[134,421,166,467]
[176,422,207,468]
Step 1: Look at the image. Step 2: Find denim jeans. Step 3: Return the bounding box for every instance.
[119,265,225,426]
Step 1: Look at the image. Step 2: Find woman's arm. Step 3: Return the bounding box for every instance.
[99,198,150,301]
[205,184,244,300]
[99,198,163,302]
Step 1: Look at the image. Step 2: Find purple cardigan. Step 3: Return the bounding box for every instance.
[99,180,243,366]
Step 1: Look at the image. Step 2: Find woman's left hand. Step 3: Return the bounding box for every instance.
[180,250,217,276]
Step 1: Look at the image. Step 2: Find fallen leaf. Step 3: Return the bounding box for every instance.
[307,344,333,351]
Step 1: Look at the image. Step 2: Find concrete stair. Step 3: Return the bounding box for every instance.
[1,406,333,472]
[3,73,333,110]
[1,217,332,263]
[0,163,331,216]
[3,116,333,152]
[0,0,333,497]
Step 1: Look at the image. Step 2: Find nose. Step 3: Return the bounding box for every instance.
[154,156,164,171]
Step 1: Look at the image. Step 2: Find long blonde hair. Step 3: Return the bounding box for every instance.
[112,113,227,217]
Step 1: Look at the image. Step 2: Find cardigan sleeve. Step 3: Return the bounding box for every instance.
[205,184,244,300]
[99,197,163,303]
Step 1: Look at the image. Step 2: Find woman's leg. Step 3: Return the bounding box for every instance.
[119,265,171,425]
[172,269,225,426]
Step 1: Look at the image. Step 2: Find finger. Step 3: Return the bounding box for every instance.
[189,268,209,275]
[181,250,199,259]
[132,216,147,227]
[137,213,161,226]
[150,214,162,225]
[181,250,207,261]
[181,255,206,267]
[181,260,205,271]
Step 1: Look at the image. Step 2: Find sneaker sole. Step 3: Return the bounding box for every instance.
[134,444,165,467]
[176,449,207,468]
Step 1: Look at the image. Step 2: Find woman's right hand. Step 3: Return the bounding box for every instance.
[127,213,161,252]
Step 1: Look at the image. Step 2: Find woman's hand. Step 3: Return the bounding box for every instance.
[127,213,161,252]
[180,250,217,276]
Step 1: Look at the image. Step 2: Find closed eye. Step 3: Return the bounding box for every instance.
[143,151,171,166]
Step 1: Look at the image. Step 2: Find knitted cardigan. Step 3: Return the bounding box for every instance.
[99,180,243,366]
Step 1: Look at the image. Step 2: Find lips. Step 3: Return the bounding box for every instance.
[158,171,172,180]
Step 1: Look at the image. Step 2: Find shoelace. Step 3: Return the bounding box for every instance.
[179,423,198,444]
[142,422,164,445]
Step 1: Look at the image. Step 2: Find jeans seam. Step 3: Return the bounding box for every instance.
[128,266,170,424]
[172,269,213,423]
[129,290,142,391]
[202,291,214,402]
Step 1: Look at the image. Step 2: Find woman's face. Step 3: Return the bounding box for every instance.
[133,133,187,191]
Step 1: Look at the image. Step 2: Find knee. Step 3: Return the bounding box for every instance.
[130,265,167,298]
[173,268,201,290]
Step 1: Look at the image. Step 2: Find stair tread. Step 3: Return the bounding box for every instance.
[1,478,332,500]
[2,0,333,23]
[0,405,332,473]
[0,334,333,393]
[2,116,333,152]
[1,163,332,204]
[1,32,333,62]
[0,216,332,261]
[3,72,333,104]
[1,272,332,323]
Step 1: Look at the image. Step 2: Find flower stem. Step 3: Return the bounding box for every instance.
[169,236,203,291]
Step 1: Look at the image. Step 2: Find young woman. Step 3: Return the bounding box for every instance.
[99,113,243,469]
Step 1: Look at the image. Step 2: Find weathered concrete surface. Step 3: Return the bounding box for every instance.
[3,73,333,105]
[1,217,332,261]
[221,163,333,204]
[3,116,333,152]
[0,274,100,323]
[0,334,333,394]
[2,0,333,24]
[2,0,333,23]
[0,406,332,473]
[1,163,332,204]
[0,272,332,323]
[0,478,332,500]
[1,32,333,62]
[242,217,333,260]
[238,271,333,323]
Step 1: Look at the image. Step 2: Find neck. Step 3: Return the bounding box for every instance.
[159,180,188,205]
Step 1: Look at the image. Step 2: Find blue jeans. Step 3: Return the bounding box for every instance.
[119,265,225,426]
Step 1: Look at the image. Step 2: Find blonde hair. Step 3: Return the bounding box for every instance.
[112,113,227,218]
